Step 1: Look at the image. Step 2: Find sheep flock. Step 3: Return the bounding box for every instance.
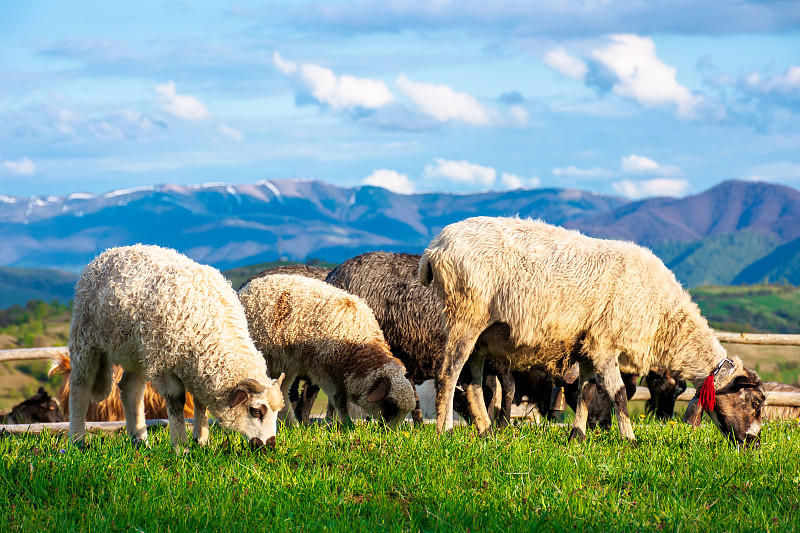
[10,215,796,453]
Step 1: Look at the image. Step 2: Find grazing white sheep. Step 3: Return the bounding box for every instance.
[420,216,765,446]
[238,274,416,427]
[68,245,284,451]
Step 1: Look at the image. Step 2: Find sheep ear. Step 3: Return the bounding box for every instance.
[366,376,391,403]
[275,373,285,388]
[229,379,266,407]
[682,396,703,427]
[732,374,760,390]
[236,378,266,394]
[228,389,249,408]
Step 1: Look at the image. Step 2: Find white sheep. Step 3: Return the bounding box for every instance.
[68,245,284,451]
[238,274,416,427]
[420,216,765,446]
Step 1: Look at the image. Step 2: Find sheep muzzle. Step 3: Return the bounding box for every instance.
[249,436,276,452]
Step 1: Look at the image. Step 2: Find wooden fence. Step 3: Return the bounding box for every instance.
[2,332,799,434]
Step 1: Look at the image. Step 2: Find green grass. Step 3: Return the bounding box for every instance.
[2,419,799,532]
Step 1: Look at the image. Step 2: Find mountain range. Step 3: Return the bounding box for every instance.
[1,179,799,300]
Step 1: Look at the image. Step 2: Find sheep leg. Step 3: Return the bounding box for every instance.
[596,360,637,444]
[494,366,515,430]
[295,381,320,425]
[118,370,149,448]
[67,355,93,447]
[155,373,188,451]
[67,348,105,447]
[569,362,597,442]
[278,372,297,426]
[436,325,483,434]
[411,386,424,427]
[192,399,209,445]
[332,391,354,428]
[464,353,492,437]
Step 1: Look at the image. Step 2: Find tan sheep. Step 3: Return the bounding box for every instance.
[68,245,284,451]
[420,216,765,447]
[238,274,416,427]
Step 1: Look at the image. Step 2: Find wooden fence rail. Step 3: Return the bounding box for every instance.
[2,330,799,363]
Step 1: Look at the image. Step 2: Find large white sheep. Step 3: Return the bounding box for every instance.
[238,274,416,427]
[419,216,765,446]
[68,245,284,451]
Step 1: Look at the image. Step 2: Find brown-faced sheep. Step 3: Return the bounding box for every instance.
[420,216,765,447]
[238,264,332,422]
[49,351,195,422]
[238,274,416,427]
[0,387,63,424]
[68,245,284,451]
[325,251,514,428]
[644,368,687,420]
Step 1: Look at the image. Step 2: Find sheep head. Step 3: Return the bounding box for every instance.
[683,367,764,449]
[361,372,416,427]
[645,368,687,420]
[225,374,285,450]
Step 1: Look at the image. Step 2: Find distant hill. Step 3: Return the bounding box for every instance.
[0,267,78,308]
[732,235,800,285]
[1,178,800,288]
[568,180,800,247]
[0,180,627,272]
[222,260,338,292]
[690,284,800,334]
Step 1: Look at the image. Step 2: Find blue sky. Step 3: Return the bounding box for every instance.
[1,1,799,199]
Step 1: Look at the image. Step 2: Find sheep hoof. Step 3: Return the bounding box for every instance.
[131,431,149,449]
[627,439,639,449]
[568,427,586,443]
[477,427,495,438]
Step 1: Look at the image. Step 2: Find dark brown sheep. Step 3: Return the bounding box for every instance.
[326,251,515,429]
[0,387,63,424]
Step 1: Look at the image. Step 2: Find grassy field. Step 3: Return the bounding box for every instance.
[691,284,800,334]
[1,419,798,532]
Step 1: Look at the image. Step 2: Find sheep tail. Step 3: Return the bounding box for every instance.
[418,251,435,287]
[90,356,114,402]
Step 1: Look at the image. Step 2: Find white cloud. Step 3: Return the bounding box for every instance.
[500,172,540,190]
[272,52,394,110]
[743,161,800,183]
[744,66,800,95]
[506,105,529,126]
[423,158,496,186]
[2,157,36,175]
[552,165,613,179]
[590,34,703,119]
[154,80,210,121]
[543,47,587,80]
[362,169,415,194]
[218,124,243,142]
[612,178,690,199]
[620,154,681,177]
[395,75,495,126]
